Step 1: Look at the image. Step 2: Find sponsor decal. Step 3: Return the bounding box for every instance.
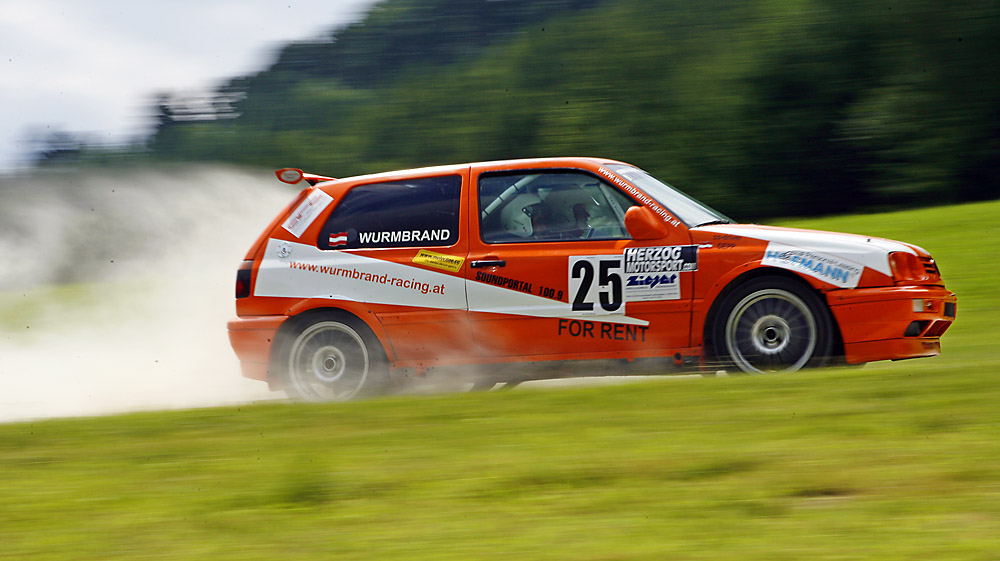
[557,319,649,342]
[328,232,349,248]
[282,189,333,238]
[476,271,533,294]
[760,242,863,288]
[711,235,740,250]
[623,245,697,302]
[624,246,698,273]
[627,272,677,291]
[535,285,563,301]
[255,240,464,308]
[358,229,451,245]
[597,166,679,226]
[287,260,446,295]
[413,250,465,273]
[470,268,563,301]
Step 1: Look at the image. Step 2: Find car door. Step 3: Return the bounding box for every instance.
[465,163,695,360]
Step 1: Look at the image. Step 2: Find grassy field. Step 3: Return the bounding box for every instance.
[2,201,998,560]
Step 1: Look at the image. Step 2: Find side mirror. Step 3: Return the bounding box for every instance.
[625,205,670,240]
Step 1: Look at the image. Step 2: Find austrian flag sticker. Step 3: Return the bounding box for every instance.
[328,232,349,247]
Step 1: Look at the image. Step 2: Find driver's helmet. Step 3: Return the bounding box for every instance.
[501,193,543,237]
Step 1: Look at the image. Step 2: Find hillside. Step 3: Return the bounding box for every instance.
[1,200,997,559]
[41,0,1000,221]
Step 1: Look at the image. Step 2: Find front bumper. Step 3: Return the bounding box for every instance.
[227,315,288,381]
[826,285,957,364]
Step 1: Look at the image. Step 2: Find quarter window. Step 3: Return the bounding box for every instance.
[320,175,461,249]
[479,171,636,243]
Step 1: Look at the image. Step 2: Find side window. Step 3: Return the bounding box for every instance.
[319,175,461,249]
[479,171,637,243]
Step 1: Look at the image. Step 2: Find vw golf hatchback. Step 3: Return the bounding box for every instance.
[228,157,956,400]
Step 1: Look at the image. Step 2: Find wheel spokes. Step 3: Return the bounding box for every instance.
[289,322,370,400]
[727,289,818,373]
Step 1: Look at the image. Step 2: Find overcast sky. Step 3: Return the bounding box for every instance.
[0,0,378,171]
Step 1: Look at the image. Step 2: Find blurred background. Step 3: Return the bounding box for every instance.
[1,0,997,421]
[5,0,998,222]
[2,4,998,556]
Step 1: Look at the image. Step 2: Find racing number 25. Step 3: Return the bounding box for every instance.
[569,255,624,314]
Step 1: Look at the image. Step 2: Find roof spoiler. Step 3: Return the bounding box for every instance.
[275,168,336,186]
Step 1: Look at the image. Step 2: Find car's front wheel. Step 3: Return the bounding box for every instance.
[277,312,389,401]
[713,277,834,373]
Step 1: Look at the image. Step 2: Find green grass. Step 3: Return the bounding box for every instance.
[2,201,999,560]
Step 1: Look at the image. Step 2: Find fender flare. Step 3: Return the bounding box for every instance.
[694,264,841,355]
[279,298,398,363]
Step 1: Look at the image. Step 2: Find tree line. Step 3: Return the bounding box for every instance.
[42,0,1000,221]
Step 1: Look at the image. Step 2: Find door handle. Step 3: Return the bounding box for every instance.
[470,259,506,268]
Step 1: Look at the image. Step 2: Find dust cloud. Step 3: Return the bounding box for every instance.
[0,165,297,423]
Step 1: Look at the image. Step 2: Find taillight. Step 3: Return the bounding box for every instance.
[235,260,253,299]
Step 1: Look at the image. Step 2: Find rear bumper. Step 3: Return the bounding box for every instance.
[826,285,956,364]
[227,315,287,381]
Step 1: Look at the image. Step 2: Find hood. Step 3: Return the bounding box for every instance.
[697,224,924,287]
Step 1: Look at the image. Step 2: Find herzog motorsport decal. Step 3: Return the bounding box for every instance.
[623,245,698,301]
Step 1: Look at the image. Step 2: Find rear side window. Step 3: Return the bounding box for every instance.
[319,175,461,249]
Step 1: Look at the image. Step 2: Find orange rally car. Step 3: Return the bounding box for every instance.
[228,157,956,401]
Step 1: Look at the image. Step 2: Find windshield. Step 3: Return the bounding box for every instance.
[604,164,732,227]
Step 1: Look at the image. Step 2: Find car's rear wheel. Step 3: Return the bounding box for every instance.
[278,312,388,401]
[713,277,834,373]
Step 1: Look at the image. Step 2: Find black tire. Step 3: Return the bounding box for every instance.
[276,312,389,401]
[712,277,834,374]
